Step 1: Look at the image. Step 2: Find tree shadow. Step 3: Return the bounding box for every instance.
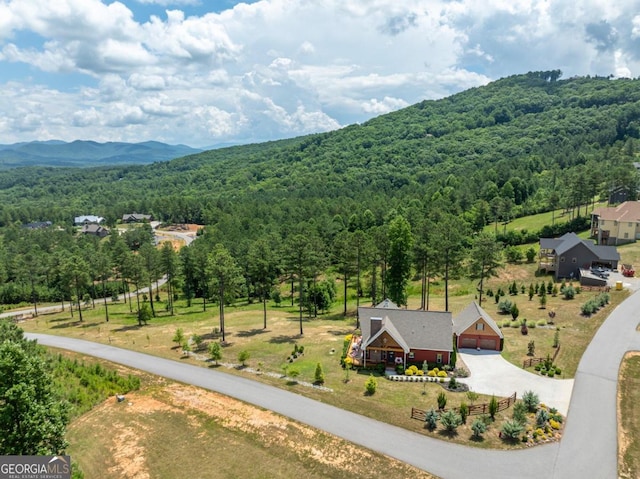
[113,324,144,333]
[236,328,268,338]
[469,435,485,443]
[286,380,299,386]
[269,335,300,344]
[327,329,350,336]
[51,320,84,329]
[437,429,459,439]
[80,322,102,329]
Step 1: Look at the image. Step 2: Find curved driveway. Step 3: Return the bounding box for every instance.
[25,289,640,479]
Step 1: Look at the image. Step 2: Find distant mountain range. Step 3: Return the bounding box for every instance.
[0,140,202,168]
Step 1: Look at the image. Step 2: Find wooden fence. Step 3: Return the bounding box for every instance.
[410,392,517,421]
[522,343,561,369]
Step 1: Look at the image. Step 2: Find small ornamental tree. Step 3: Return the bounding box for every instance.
[488,396,499,420]
[466,390,479,405]
[528,283,535,301]
[191,334,203,351]
[512,401,528,425]
[471,418,487,438]
[238,350,250,366]
[181,340,191,357]
[459,402,469,424]
[288,368,300,382]
[424,409,439,430]
[553,328,560,348]
[527,340,535,356]
[501,420,524,441]
[510,303,520,321]
[440,410,462,432]
[526,247,536,263]
[437,391,447,410]
[314,362,325,384]
[208,342,222,365]
[172,328,184,347]
[539,289,547,309]
[365,375,377,395]
[522,390,540,412]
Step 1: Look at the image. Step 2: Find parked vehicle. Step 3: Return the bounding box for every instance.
[622,264,635,277]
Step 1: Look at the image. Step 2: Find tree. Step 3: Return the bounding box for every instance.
[468,232,503,306]
[424,409,439,430]
[61,255,90,322]
[459,402,469,424]
[364,375,377,395]
[385,215,413,306]
[314,362,325,384]
[522,390,540,412]
[139,242,160,316]
[0,325,68,454]
[208,342,222,365]
[283,234,313,335]
[488,395,499,419]
[437,391,447,410]
[207,244,244,343]
[413,218,435,310]
[500,420,524,441]
[527,340,535,356]
[431,213,469,311]
[172,328,184,347]
[160,242,179,315]
[440,410,462,432]
[247,238,279,329]
[466,390,479,405]
[471,418,487,438]
[238,350,250,366]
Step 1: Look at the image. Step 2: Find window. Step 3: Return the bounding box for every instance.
[476,323,485,331]
[630,222,633,227]
[625,232,629,239]
[572,257,577,263]
[436,354,443,364]
[560,256,565,263]
[408,352,414,359]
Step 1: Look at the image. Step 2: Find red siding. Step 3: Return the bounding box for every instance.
[457,333,501,351]
[411,349,451,365]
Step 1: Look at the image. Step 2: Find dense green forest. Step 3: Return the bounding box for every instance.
[1,71,639,314]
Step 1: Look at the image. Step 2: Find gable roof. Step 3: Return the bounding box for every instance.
[453,301,503,338]
[74,215,104,225]
[122,213,152,221]
[359,306,453,352]
[592,201,640,223]
[540,232,620,262]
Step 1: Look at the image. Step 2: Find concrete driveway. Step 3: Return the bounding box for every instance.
[458,349,574,415]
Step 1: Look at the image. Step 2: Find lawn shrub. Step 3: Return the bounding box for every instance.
[522,390,539,412]
[440,410,463,432]
[536,319,547,327]
[498,299,514,314]
[437,371,447,378]
[471,418,487,438]
[365,375,377,395]
[437,391,447,410]
[424,409,439,430]
[427,370,436,377]
[405,368,414,376]
[501,420,524,441]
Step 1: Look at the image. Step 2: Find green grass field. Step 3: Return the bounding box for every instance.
[618,353,640,479]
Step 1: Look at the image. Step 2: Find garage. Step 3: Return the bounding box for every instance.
[460,337,476,349]
[479,338,497,350]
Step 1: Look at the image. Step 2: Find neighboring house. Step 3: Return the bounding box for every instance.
[358,300,453,368]
[591,201,640,245]
[453,302,503,351]
[74,215,104,225]
[81,224,109,238]
[538,232,620,280]
[122,213,153,223]
[23,221,52,230]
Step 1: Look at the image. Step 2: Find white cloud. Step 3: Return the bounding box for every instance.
[0,0,639,147]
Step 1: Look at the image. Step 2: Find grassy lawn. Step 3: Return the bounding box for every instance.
[24,292,562,450]
[618,353,640,479]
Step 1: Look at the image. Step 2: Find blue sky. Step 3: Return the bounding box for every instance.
[1,0,639,148]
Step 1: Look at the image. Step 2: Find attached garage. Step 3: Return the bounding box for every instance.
[460,337,477,349]
[453,302,504,352]
[479,338,497,350]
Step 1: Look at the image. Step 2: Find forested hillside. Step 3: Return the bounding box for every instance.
[1,72,640,311]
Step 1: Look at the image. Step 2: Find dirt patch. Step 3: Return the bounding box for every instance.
[618,351,640,479]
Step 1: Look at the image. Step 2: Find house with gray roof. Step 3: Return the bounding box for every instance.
[358,301,453,368]
[453,302,503,351]
[122,213,153,223]
[74,215,104,225]
[538,232,620,280]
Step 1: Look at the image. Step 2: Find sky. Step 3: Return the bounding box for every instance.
[1,1,639,148]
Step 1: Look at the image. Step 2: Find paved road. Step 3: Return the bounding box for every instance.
[23,288,640,479]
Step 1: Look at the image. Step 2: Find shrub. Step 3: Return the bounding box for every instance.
[534,363,541,371]
[172,328,184,346]
[208,342,222,364]
[549,419,561,430]
[536,408,550,427]
[416,369,424,376]
[437,371,447,378]
[498,299,514,314]
[471,418,487,438]
[553,329,560,348]
[522,390,539,412]
[510,303,520,320]
[427,370,436,377]
[440,410,463,432]
[501,420,524,441]
[502,319,512,328]
[488,396,499,419]
[459,402,469,424]
[365,375,377,395]
[437,391,447,410]
[314,363,325,384]
[466,390,479,404]
[562,285,576,299]
[527,321,536,329]
[554,368,562,375]
[512,401,528,425]
[527,340,535,356]
[536,319,547,327]
[439,377,445,383]
[581,300,597,316]
[405,368,414,376]
[407,365,419,375]
[424,409,439,430]
[238,350,250,366]
[449,377,458,390]
[510,321,521,328]
[395,364,404,375]
[547,369,555,378]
